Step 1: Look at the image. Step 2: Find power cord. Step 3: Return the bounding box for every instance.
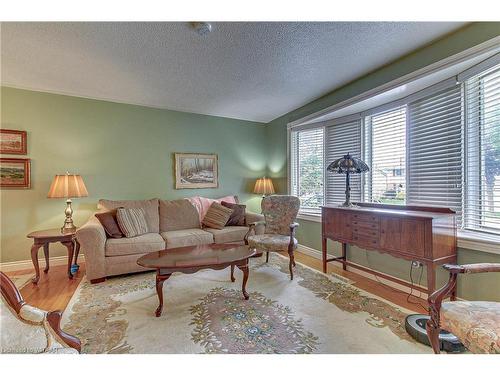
[364,251,428,311]
[407,263,427,311]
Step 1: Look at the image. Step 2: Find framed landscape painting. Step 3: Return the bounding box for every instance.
[0,129,27,155]
[175,153,218,189]
[0,158,31,188]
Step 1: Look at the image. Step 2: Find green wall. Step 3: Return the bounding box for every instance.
[266,22,500,301]
[1,87,267,263]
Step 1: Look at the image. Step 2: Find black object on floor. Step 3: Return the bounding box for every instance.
[405,314,466,353]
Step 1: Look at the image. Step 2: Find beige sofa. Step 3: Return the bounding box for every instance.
[76,197,263,283]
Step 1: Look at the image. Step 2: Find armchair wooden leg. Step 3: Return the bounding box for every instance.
[288,245,295,281]
[265,252,269,263]
[230,264,235,282]
[426,319,441,354]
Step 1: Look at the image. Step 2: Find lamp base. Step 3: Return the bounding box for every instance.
[61,199,76,233]
[61,224,77,234]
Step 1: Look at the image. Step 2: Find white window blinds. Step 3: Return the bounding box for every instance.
[464,66,500,235]
[407,84,463,224]
[365,107,407,204]
[290,127,325,214]
[325,119,362,205]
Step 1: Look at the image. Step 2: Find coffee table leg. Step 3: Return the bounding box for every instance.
[31,243,42,284]
[237,260,249,300]
[155,272,170,317]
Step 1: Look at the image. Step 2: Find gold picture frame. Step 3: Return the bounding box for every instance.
[0,158,31,189]
[174,153,218,189]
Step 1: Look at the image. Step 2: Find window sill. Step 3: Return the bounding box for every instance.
[457,231,500,255]
[296,213,500,256]
[297,213,322,223]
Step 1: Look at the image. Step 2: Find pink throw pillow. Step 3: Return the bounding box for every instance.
[186,195,236,221]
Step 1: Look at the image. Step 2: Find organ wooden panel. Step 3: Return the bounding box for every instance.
[321,203,457,303]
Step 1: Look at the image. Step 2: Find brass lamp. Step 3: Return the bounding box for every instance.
[254,177,275,198]
[47,173,89,233]
[327,153,369,207]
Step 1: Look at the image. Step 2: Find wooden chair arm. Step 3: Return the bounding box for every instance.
[0,271,26,314]
[443,263,500,274]
[47,311,82,353]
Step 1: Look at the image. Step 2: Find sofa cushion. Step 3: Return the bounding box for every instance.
[202,202,233,229]
[161,229,214,249]
[95,209,123,238]
[221,201,246,226]
[105,233,165,257]
[116,208,149,238]
[98,198,159,233]
[186,195,238,222]
[159,199,200,232]
[204,226,249,244]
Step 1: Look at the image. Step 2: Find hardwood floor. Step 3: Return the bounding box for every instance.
[5,252,427,314]
[7,263,86,312]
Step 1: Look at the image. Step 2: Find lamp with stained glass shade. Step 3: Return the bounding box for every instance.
[327,153,369,207]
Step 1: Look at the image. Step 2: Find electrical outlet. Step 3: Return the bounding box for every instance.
[411,260,423,268]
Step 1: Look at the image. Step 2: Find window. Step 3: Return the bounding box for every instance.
[365,107,407,205]
[290,127,325,214]
[464,66,500,235]
[325,119,362,205]
[407,85,463,225]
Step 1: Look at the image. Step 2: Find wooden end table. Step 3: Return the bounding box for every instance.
[27,228,81,284]
[137,243,256,317]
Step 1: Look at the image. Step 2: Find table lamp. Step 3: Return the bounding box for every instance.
[47,172,89,233]
[254,177,275,198]
[327,153,369,207]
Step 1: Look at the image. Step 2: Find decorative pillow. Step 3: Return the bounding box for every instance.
[186,195,237,221]
[202,202,234,230]
[116,208,148,238]
[95,209,123,238]
[221,201,246,226]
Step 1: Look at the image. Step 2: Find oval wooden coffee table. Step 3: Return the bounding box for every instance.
[137,243,257,317]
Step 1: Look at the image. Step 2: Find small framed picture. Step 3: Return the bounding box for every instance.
[174,153,218,189]
[0,158,31,189]
[0,129,27,155]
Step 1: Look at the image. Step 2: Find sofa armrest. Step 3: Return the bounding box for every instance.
[245,212,264,225]
[76,216,107,281]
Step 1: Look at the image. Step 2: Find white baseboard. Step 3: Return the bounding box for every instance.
[296,244,428,299]
[0,255,85,273]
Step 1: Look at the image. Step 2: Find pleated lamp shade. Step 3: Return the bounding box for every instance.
[47,174,89,198]
[254,177,275,195]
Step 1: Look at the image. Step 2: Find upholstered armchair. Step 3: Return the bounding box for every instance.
[243,195,300,280]
[426,263,500,354]
[0,272,81,354]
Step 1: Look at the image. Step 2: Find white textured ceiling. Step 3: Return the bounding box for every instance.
[1,22,466,122]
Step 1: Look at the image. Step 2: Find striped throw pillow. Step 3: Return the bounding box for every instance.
[116,207,149,238]
[202,202,234,230]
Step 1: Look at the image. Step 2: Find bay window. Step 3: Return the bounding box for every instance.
[288,57,500,241]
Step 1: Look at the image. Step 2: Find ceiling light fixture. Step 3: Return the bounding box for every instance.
[192,22,212,36]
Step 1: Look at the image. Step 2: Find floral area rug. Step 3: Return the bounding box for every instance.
[61,253,430,354]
